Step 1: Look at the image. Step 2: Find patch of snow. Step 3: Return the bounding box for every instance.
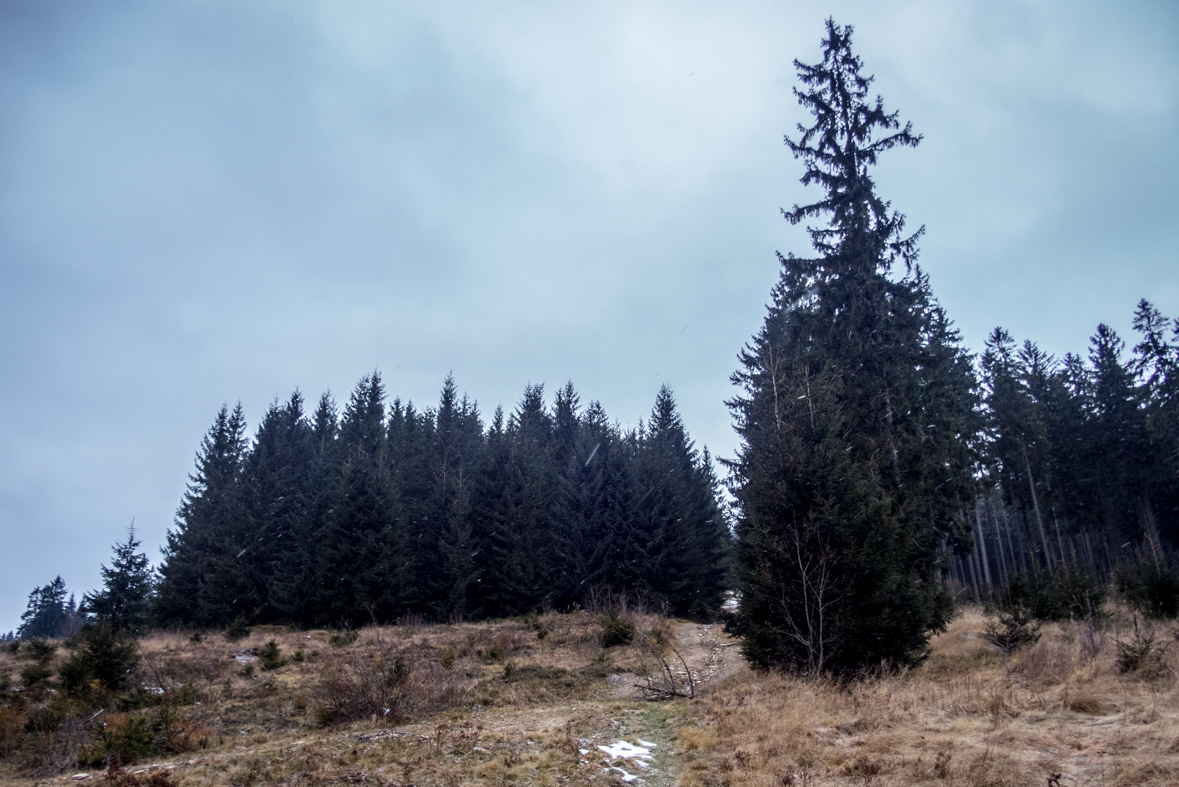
[599,739,654,768]
[609,766,641,782]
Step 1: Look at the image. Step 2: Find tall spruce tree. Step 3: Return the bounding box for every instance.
[238,392,315,623]
[311,373,405,626]
[82,525,154,634]
[728,20,977,674]
[155,403,249,626]
[432,377,485,620]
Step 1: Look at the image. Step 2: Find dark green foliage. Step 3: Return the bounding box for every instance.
[1116,617,1170,677]
[259,640,287,671]
[152,368,729,628]
[982,607,1040,656]
[155,403,250,627]
[328,630,358,648]
[1116,560,1179,619]
[728,20,976,675]
[600,610,636,647]
[83,526,154,635]
[998,565,1104,621]
[310,373,408,626]
[59,623,140,694]
[223,618,250,642]
[17,577,72,640]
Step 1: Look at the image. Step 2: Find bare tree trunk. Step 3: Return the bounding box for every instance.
[966,543,981,606]
[985,495,1008,586]
[1022,446,1053,570]
[975,500,993,597]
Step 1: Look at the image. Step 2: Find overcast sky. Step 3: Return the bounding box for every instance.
[2,0,1176,633]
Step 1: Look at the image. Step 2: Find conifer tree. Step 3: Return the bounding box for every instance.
[1133,301,1179,543]
[266,392,333,624]
[234,392,316,623]
[432,377,484,620]
[1089,325,1156,548]
[156,403,249,626]
[627,387,698,613]
[728,20,977,674]
[82,525,154,634]
[17,576,71,640]
[478,385,557,616]
[311,373,405,625]
[550,391,632,607]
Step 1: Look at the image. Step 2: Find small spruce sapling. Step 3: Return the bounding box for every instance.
[983,606,1040,672]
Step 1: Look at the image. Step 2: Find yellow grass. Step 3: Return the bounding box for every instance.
[675,608,1179,787]
[1,607,1177,786]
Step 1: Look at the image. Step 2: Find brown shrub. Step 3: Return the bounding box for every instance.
[313,644,471,726]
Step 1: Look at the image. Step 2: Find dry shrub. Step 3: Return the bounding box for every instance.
[493,628,530,654]
[1011,634,1076,686]
[313,646,471,726]
[0,707,25,757]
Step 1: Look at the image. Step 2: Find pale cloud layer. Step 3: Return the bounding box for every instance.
[1,0,1176,630]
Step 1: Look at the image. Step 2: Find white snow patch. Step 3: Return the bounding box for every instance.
[609,766,641,782]
[599,740,654,761]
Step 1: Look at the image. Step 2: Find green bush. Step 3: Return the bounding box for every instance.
[224,618,251,642]
[600,610,635,647]
[328,630,359,648]
[982,606,1040,656]
[1115,618,1170,677]
[25,640,55,663]
[999,564,1104,621]
[1115,560,1179,619]
[59,624,140,695]
[476,645,504,664]
[523,613,550,641]
[259,640,287,671]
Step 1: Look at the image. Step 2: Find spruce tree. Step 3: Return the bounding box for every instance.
[728,20,977,674]
[82,525,154,634]
[17,576,70,640]
[155,403,249,626]
[432,377,485,620]
[1133,301,1179,544]
[478,385,557,616]
[312,373,405,626]
[236,391,316,623]
[550,391,632,608]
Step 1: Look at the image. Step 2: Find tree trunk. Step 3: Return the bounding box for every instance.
[974,500,993,596]
[1022,445,1053,570]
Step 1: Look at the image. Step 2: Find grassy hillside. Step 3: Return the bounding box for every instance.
[2,607,1178,785]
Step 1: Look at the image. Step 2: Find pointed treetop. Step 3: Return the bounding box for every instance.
[784,18,923,269]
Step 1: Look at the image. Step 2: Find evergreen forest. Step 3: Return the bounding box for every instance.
[6,20,1178,684]
[148,377,732,628]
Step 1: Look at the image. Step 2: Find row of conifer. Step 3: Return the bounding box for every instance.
[151,374,731,628]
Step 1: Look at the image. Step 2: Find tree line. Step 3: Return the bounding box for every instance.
[949,307,1179,612]
[149,376,731,628]
[9,378,730,639]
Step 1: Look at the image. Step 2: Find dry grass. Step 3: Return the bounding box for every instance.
[5,607,1179,786]
[675,608,1179,787]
